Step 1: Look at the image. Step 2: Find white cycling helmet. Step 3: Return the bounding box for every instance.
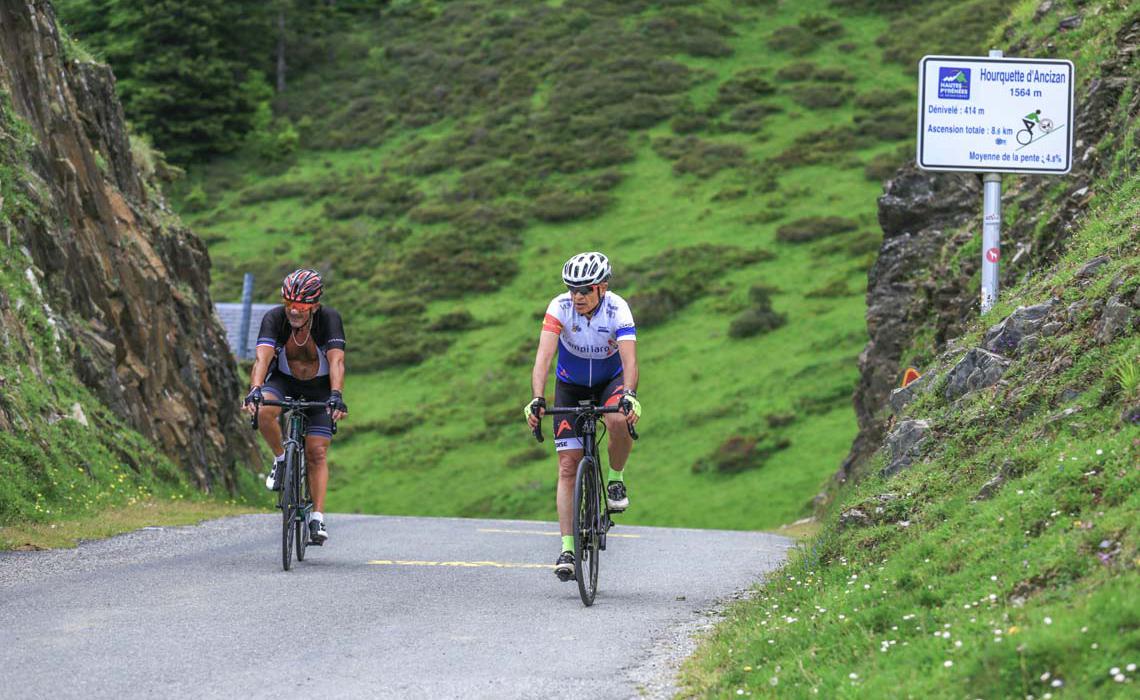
[562,251,611,286]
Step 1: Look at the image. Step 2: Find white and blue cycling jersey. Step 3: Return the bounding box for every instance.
[542,292,636,387]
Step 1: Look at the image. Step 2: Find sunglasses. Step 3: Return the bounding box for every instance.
[284,299,317,312]
[567,284,598,296]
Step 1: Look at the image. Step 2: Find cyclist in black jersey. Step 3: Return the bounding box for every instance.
[243,269,347,544]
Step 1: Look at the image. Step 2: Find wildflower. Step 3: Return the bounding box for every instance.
[849,673,858,680]
[1096,449,1103,455]
[944,660,954,668]
[1051,679,1063,688]
[1041,673,1051,682]
[1128,664,1137,672]
[769,677,778,687]
[1044,617,1053,625]
[1114,673,1126,683]
[1110,667,1120,675]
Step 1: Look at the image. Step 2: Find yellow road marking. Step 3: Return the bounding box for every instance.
[477,528,641,539]
[368,560,552,569]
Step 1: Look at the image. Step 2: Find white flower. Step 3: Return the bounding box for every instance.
[1128,663,1137,672]
[1040,672,1050,681]
[1051,679,1063,688]
[1044,617,1053,625]
[849,673,858,680]
[955,640,963,648]
[944,660,954,668]
[1096,449,1103,455]
[1115,673,1127,683]
[1110,667,1121,675]
[736,689,744,696]
[769,677,778,686]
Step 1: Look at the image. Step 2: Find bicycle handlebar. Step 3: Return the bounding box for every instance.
[249,398,339,435]
[531,404,639,443]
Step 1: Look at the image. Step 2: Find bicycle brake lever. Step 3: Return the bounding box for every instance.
[628,423,639,441]
[532,423,544,443]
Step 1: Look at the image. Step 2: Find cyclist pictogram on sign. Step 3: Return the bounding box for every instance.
[986,247,1000,263]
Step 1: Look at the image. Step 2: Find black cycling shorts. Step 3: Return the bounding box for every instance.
[551,375,626,452]
[262,372,334,440]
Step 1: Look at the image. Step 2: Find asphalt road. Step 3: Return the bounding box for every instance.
[0,514,791,699]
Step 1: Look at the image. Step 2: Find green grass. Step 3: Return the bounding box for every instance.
[0,498,258,551]
[679,151,1140,698]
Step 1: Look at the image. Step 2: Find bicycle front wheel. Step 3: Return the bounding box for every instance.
[281,449,297,571]
[573,456,601,606]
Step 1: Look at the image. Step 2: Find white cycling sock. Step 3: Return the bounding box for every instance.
[310,511,324,523]
[274,453,285,464]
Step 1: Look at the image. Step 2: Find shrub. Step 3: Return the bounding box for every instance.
[854,88,912,110]
[672,112,710,134]
[805,277,851,298]
[351,319,450,371]
[729,306,787,338]
[531,191,613,222]
[709,69,776,114]
[674,142,748,178]
[719,102,783,133]
[864,143,913,181]
[506,445,548,468]
[789,84,852,109]
[579,169,624,192]
[775,61,817,82]
[819,230,882,258]
[813,66,855,82]
[765,412,796,428]
[853,108,914,141]
[427,309,476,332]
[794,382,853,414]
[799,13,844,39]
[692,433,792,474]
[768,26,817,55]
[627,288,687,328]
[237,180,310,205]
[776,216,858,242]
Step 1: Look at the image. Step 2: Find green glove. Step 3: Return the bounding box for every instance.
[524,396,546,421]
[619,393,641,419]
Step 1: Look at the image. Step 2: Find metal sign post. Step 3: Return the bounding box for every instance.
[238,273,254,359]
[917,50,1074,313]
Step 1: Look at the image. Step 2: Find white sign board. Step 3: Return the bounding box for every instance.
[917,55,1074,174]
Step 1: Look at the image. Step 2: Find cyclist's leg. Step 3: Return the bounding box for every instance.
[553,380,588,542]
[600,376,633,472]
[304,434,331,510]
[257,379,287,455]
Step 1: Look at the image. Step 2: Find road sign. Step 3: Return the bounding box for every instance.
[917,55,1074,174]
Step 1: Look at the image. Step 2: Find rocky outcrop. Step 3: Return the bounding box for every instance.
[983,302,1054,356]
[882,419,930,478]
[0,2,258,490]
[944,349,1010,402]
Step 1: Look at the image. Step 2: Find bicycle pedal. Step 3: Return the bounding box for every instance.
[555,570,575,582]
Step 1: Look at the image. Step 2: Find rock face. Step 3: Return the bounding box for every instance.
[882,419,930,478]
[0,2,258,490]
[944,349,1010,402]
[983,302,1054,356]
[839,164,978,480]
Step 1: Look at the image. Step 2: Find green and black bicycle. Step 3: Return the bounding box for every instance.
[251,397,334,571]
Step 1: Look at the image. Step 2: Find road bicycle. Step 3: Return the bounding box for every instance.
[250,397,335,571]
[533,401,637,606]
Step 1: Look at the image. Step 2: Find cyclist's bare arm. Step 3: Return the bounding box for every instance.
[528,331,559,427]
[327,348,347,420]
[617,339,639,425]
[245,345,277,414]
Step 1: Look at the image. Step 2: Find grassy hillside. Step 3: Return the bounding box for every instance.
[680,0,1140,695]
[175,0,1007,529]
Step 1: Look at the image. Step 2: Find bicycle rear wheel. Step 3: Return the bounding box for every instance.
[281,449,297,571]
[573,456,601,606]
[296,454,309,562]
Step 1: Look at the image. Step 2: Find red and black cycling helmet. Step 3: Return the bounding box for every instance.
[281,268,323,304]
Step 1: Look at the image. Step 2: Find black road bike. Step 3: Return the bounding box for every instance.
[533,401,637,606]
[251,397,336,571]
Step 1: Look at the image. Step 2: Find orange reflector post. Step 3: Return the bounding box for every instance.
[901,367,921,388]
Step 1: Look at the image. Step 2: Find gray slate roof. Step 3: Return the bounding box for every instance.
[215,303,278,358]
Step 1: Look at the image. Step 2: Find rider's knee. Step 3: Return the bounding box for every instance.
[257,408,280,428]
[603,413,626,435]
[558,453,578,479]
[305,441,328,464]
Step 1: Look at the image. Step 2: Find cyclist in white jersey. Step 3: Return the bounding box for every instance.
[524,252,642,581]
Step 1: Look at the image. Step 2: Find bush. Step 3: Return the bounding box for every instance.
[237,179,310,205]
[789,84,852,109]
[775,61,817,82]
[729,306,787,338]
[351,318,451,371]
[813,66,855,82]
[768,26,817,55]
[692,433,791,474]
[718,102,782,133]
[427,309,476,332]
[765,412,797,428]
[709,69,776,114]
[819,230,882,257]
[531,191,613,222]
[853,108,914,140]
[799,13,844,39]
[805,277,851,298]
[627,288,687,328]
[672,112,710,134]
[674,142,748,178]
[854,88,912,110]
[776,216,858,243]
[864,144,913,181]
[506,445,548,468]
